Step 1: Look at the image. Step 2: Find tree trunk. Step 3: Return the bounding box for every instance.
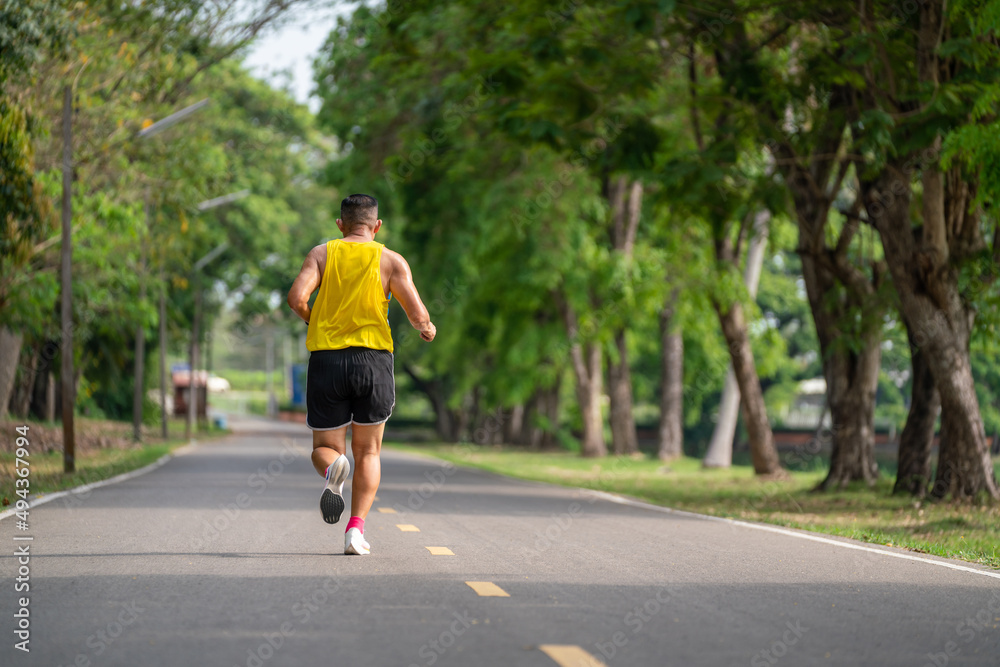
[402,365,460,442]
[658,292,683,461]
[523,383,560,449]
[503,404,524,444]
[798,246,883,490]
[0,326,23,419]
[539,382,560,448]
[606,176,642,456]
[704,371,739,466]
[558,293,607,457]
[450,401,470,443]
[704,211,769,468]
[10,343,38,419]
[608,330,638,455]
[432,396,453,441]
[910,0,994,499]
[714,301,783,476]
[468,386,484,442]
[816,331,881,490]
[45,372,56,422]
[930,355,997,499]
[573,342,606,457]
[29,353,52,420]
[521,391,539,447]
[750,73,889,488]
[894,339,939,497]
[862,166,999,500]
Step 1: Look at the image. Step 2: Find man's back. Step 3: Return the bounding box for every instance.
[306,239,393,353]
[295,238,436,345]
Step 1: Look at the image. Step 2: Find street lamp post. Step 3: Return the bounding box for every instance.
[159,266,168,439]
[132,189,150,442]
[185,241,230,442]
[58,88,210,467]
[266,330,276,419]
[159,190,247,439]
[61,85,74,473]
[131,99,209,443]
[178,187,248,442]
[186,269,204,441]
[137,99,210,139]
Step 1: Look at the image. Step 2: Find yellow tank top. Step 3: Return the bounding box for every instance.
[306,239,393,353]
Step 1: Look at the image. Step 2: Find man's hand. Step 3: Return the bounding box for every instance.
[419,322,436,342]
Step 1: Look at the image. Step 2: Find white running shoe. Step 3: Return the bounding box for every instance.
[345,527,370,555]
[320,455,350,524]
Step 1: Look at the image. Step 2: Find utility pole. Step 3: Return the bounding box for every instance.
[178,190,246,440]
[282,332,292,400]
[266,330,276,418]
[131,99,210,443]
[132,191,150,442]
[206,326,213,375]
[158,270,168,439]
[186,240,230,442]
[186,274,202,441]
[60,84,75,473]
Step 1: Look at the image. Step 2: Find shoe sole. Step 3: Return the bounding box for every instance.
[320,457,350,524]
[320,489,345,525]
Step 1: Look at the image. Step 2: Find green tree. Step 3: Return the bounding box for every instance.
[0,0,69,417]
[2,0,331,430]
[843,0,1000,499]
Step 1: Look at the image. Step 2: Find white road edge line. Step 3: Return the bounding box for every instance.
[585,490,1000,582]
[384,448,1000,582]
[0,442,199,523]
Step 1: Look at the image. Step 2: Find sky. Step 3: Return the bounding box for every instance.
[242,3,353,112]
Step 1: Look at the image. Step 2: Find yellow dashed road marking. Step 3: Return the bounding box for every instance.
[425,546,454,556]
[396,524,420,532]
[465,581,509,597]
[377,507,397,514]
[539,645,607,667]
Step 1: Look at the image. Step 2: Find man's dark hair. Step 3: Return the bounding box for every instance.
[340,194,379,231]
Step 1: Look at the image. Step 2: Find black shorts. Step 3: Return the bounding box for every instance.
[306,347,395,430]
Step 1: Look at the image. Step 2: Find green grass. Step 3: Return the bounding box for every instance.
[1,445,179,504]
[386,443,1000,569]
[0,419,230,506]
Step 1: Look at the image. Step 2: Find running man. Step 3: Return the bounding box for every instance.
[287,194,435,555]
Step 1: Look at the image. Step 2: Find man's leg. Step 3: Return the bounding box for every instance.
[313,426,351,525]
[348,422,385,519]
[311,426,347,476]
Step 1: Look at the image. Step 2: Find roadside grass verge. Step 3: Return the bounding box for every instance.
[0,417,229,506]
[386,443,1000,569]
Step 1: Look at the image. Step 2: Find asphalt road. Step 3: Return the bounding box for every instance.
[2,415,999,667]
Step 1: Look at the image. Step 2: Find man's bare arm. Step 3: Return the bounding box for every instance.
[386,250,435,341]
[287,245,325,324]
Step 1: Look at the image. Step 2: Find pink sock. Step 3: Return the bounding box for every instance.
[346,516,365,533]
